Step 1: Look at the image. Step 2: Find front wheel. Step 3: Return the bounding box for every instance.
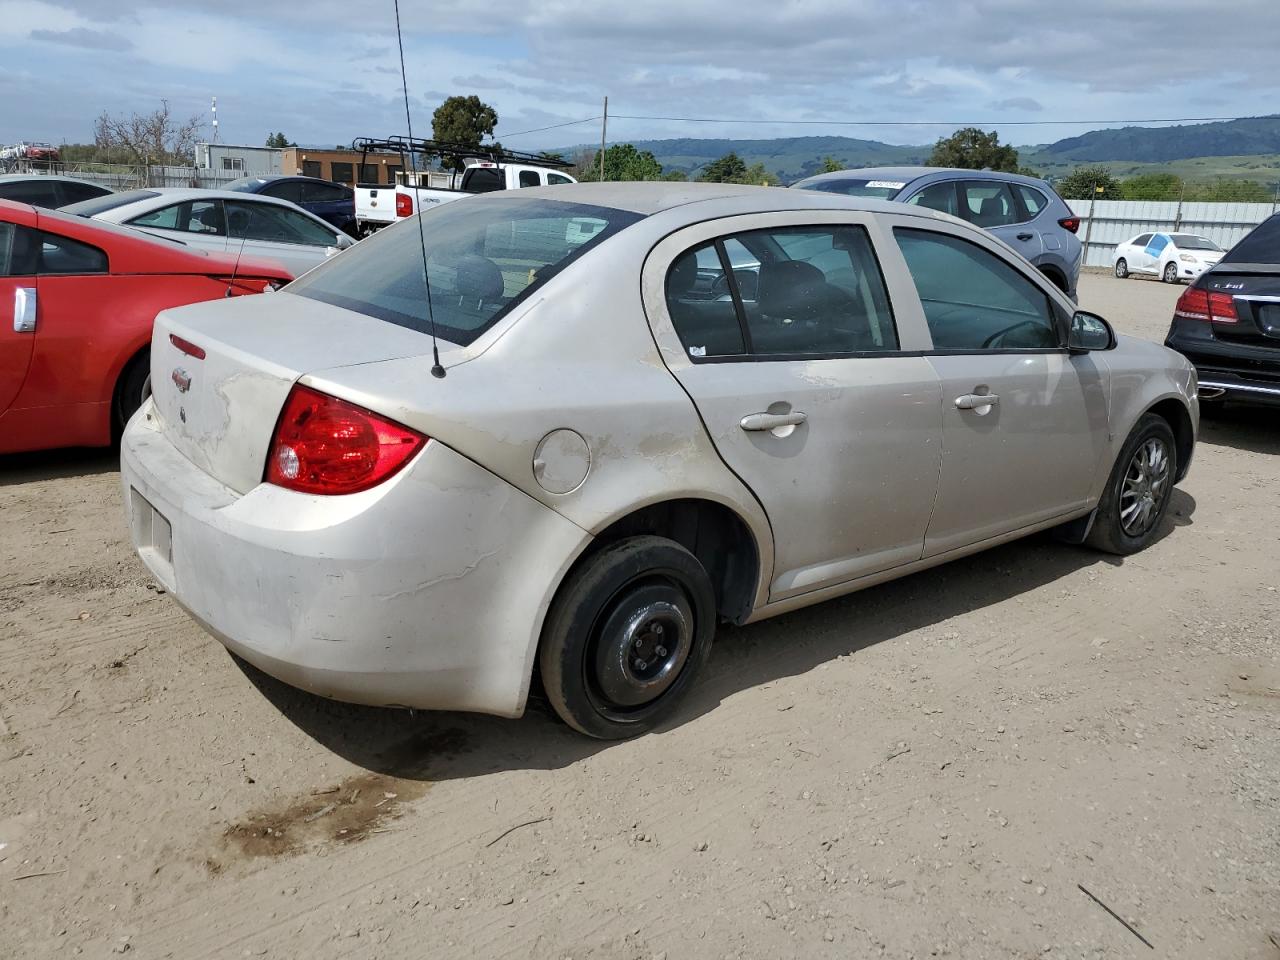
[1163,261,1179,283]
[1086,413,1177,555]
[539,536,716,739]
[1114,258,1128,279]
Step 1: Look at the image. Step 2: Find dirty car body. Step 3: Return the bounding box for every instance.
[121,183,1197,739]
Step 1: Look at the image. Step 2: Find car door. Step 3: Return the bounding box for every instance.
[0,218,39,415]
[125,199,229,257]
[959,180,1043,260]
[1011,183,1053,259]
[646,213,942,601]
[887,220,1109,556]
[225,199,341,277]
[1141,234,1170,274]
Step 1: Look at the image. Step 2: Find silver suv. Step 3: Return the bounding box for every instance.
[793,166,1083,300]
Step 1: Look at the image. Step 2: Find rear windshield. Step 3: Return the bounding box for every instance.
[225,177,270,192]
[1220,216,1280,265]
[60,189,161,217]
[1171,234,1222,251]
[289,196,643,346]
[795,178,907,200]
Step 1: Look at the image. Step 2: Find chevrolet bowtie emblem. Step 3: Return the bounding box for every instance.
[171,368,191,393]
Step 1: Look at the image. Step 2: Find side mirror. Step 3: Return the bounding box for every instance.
[1068,311,1116,352]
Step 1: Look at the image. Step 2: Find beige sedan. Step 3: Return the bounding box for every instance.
[120,183,1198,739]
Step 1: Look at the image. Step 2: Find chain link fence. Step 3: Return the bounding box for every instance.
[3,159,270,190]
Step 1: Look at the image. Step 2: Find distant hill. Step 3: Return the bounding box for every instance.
[559,116,1280,183]
[1029,115,1280,163]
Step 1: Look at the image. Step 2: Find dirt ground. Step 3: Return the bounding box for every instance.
[2,271,1277,960]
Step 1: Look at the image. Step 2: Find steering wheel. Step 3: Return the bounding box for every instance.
[981,320,1047,349]
[710,273,732,298]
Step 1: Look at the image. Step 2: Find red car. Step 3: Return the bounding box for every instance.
[0,199,292,455]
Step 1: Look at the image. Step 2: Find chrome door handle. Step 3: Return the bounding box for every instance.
[13,287,36,333]
[740,411,807,431]
[955,393,999,410]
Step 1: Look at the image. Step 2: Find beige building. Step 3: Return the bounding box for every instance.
[281,147,403,186]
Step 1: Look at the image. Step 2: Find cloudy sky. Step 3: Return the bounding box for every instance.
[2,0,1278,152]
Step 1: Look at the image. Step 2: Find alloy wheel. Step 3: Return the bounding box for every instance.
[1119,437,1171,537]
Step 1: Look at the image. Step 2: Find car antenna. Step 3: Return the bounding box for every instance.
[225,201,251,298]
[393,0,445,379]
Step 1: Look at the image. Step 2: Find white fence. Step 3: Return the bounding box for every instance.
[1068,198,1278,268]
[3,160,273,191]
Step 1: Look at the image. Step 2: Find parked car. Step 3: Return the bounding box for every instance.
[791,167,1082,299]
[0,174,112,210]
[391,159,577,221]
[121,183,1196,739]
[62,188,354,278]
[1164,213,1280,408]
[226,175,357,237]
[0,199,292,455]
[1112,231,1224,283]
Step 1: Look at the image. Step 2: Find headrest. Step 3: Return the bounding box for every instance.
[452,254,505,302]
[667,252,698,297]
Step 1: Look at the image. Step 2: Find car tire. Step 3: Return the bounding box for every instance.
[1085,413,1178,556]
[539,535,717,739]
[1163,262,1179,283]
[114,350,151,436]
[1114,258,1128,279]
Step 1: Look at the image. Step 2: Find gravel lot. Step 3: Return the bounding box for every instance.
[2,271,1277,960]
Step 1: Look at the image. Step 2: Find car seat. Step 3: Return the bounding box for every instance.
[665,252,746,357]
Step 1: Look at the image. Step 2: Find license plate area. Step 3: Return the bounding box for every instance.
[130,488,174,584]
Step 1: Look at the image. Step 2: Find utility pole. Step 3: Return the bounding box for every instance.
[211,96,218,144]
[599,96,608,182]
[1081,183,1099,269]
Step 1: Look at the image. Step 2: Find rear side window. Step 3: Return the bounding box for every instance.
[1221,215,1280,265]
[1132,233,1153,246]
[895,228,1057,350]
[289,197,643,347]
[666,225,898,359]
[961,182,1020,227]
[1,224,107,276]
[1015,185,1047,217]
[463,168,505,193]
[518,170,541,188]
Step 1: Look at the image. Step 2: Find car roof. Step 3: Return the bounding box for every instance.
[86,187,314,210]
[795,166,1052,189]
[0,173,108,187]
[480,180,968,222]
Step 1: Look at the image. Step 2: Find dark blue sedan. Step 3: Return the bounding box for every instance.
[226,175,356,237]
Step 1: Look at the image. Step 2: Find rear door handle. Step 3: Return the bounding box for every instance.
[1016,232,1034,241]
[955,393,999,410]
[740,411,807,431]
[13,287,36,333]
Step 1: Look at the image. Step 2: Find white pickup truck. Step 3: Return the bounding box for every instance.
[355,169,456,236]
[392,160,577,221]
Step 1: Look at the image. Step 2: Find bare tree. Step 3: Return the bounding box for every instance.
[94,101,202,166]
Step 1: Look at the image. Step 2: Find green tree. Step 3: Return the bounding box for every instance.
[1057,165,1122,200]
[740,161,779,186]
[577,143,664,181]
[265,132,292,148]
[431,95,499,171]
[698,152,748,183]
[661,169,688,181]
[821,156,843,173]
[1121,173,1182,200]
[1184,178,1271,202]
[928,127,1020,172]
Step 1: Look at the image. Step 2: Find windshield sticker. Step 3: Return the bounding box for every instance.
[866,180,906,189]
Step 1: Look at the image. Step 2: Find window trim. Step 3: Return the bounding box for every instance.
[891,224,1069,352]
[665,221,903,364]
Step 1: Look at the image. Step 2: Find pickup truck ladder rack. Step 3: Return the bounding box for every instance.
[351,137,573,170]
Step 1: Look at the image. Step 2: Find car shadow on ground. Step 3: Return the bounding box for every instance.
[1198,404,1280,456]
[239,488,1195,783]
[0,447,118,486]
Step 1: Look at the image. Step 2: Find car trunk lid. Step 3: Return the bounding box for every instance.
[150,291,444,494]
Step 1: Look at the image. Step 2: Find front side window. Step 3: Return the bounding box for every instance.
[262,181,305,204]
[1148,234,1170,254]
[548,173,573,186]
[666,224,898,359]
[906,181,959,216]
[961,182,1021,227]
[289,197,643,347]
[895,228,1058,351]
[227,202,334,246]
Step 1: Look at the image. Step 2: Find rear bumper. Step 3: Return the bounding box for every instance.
[120,402,589,716]
[1194,372,1280,407]
[1166,323,1280,408]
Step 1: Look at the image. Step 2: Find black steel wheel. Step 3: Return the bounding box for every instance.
[1086,413,1177,555]
[539,536,716,739]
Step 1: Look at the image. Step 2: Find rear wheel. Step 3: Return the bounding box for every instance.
[539,536,716,739]
[114,350,151,435]
[1086,413,1177,555]
[1114,258,1128,279]
[1163,261,1179,283]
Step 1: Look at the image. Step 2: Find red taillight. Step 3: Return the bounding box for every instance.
[265,385,427,495]
[395,193,413,217]
[169,333,206,360]
[1174,287,1238,323]
[1058,216,1081,234]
